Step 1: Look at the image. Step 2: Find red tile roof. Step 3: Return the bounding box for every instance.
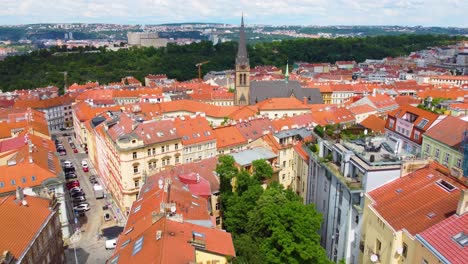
[359,115,386,134]
[388,104,440,131]
[418,213,468,264]
[368,163,468,236]
[424,116,468,149]
[173,115,215,145]
[256,97,309,110]
[0,195,54,260]
[213,126,247,149]
[394,95,421,106]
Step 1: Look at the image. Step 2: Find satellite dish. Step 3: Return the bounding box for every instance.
[396,247,403,255]
[170,205,176,213]
[370,254,379,263]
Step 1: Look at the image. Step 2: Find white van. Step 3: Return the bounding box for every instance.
[105,239,117,250]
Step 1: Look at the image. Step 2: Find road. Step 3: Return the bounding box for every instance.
[58,135,124,264]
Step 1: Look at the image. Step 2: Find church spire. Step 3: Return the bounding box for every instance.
[285,60,289,83]
[236,14,249,66]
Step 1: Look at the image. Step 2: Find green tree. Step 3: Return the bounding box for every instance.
[252,159,274,182]
[216,155,238,194]
[247,185,330,264]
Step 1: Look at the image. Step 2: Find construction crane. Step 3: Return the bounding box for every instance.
[195,61,209,82]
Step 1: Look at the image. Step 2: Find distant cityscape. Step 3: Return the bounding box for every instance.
[0,18,467,264]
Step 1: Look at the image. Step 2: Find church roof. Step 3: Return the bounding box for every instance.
[250,80,323,105]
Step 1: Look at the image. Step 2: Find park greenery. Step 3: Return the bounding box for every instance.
[216,155,331,264]
[0,34,464,91]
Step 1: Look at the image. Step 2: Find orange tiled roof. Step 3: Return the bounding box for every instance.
[174,115,215,145]
[0,195,54,260]
[349,104,376,115]
[394,95,421,106]
[424,116,468,149]
[359,115,386,133]
[388,104,439,131]
[213,126,246,149]
[368,163,467,235]
[256,97,309,110]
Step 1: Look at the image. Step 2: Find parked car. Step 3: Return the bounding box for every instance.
[66,180,80,189]
[82,160,89,172]
[71,192,86,198]
[63,160,73,168]
[74,203,90,212]
[89,175,98,184]
[105,239,117,250]
[73,148,78,153]
[64,167,75,173]
[72,196,86,203]
[65,173,77,179]
[68,137,73,143]
[70,188,83,195]
[69,186,82,192]
[60,127,66,131]
[58,150,67,156]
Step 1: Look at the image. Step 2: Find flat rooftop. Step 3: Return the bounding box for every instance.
[342,136,415,165]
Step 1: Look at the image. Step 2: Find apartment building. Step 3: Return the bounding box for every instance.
[422,115,468,176]
[359,163,467,264]
[385,104,442,157]
[306,132,428,263]
[0,191,64,264]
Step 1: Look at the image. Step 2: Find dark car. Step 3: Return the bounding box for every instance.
[89,175,98,185]
[71,191,86,198]
[60,127,66,131]
[64,167,75,173]
[65,174,77,180]
[66,180,80,189]
[59,150,67,156]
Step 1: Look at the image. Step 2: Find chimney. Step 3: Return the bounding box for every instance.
[456,189,468,216]
[16,187,24,202]
[303,96,307,105]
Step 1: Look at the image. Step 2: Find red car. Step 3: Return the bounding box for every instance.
[66,180,80,189]
[73,148,78,153]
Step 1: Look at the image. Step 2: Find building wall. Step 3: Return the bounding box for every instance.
[293,150,309,202]
[19,205,65,264]
[259,108,310,119]
[422,136,464,174]
[182,140,217,164]
[413,238,444,264]
[194,249,230,264]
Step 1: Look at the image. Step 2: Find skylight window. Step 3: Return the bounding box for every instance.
[416,118,429,129]
[436,180,456,192]
[121,239,131,249]
[109,255,119,264]
[132,236,144,256]
[453,232,468,247]
[133,205,142,213]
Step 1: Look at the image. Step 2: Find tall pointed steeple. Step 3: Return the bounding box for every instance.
[234,14,250,105]
[236,13,249,66]
[285,60,289,83]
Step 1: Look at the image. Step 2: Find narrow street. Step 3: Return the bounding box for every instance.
[55,135,124,264]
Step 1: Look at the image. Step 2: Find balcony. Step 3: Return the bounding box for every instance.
[322,161,363,191]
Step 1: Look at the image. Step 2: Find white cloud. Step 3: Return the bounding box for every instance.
[0,0,465,26]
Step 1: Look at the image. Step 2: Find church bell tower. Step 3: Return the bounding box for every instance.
[235,15,250,105]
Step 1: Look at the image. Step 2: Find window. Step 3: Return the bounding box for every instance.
[422,259,429,264]
[175,156,179,163]
[152,148,156,155]
[21,177,26,183]
[0,182,4,188]
[425,144,430,153]
[133,165,139,174]
[444,153,450,163]
[389,119,395,129]
[11,180,16,185]
[417,118,429,129]
[457,159,462,168]
[435,149,440,158]
[132,236,144,256]
[375,239,382,253]
[452,231,468,247]
[166,145,169,151]
[134,180,139,188]
[198,145,202,151]
[147,149,151,156]
[161,146,165,153]
[132,152,137,159]
[402,243,408,258]
[216,216,221,225]
[175,143,179,150]
[414,130,420,140]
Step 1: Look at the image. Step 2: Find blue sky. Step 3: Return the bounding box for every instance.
[1,0,467,27]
